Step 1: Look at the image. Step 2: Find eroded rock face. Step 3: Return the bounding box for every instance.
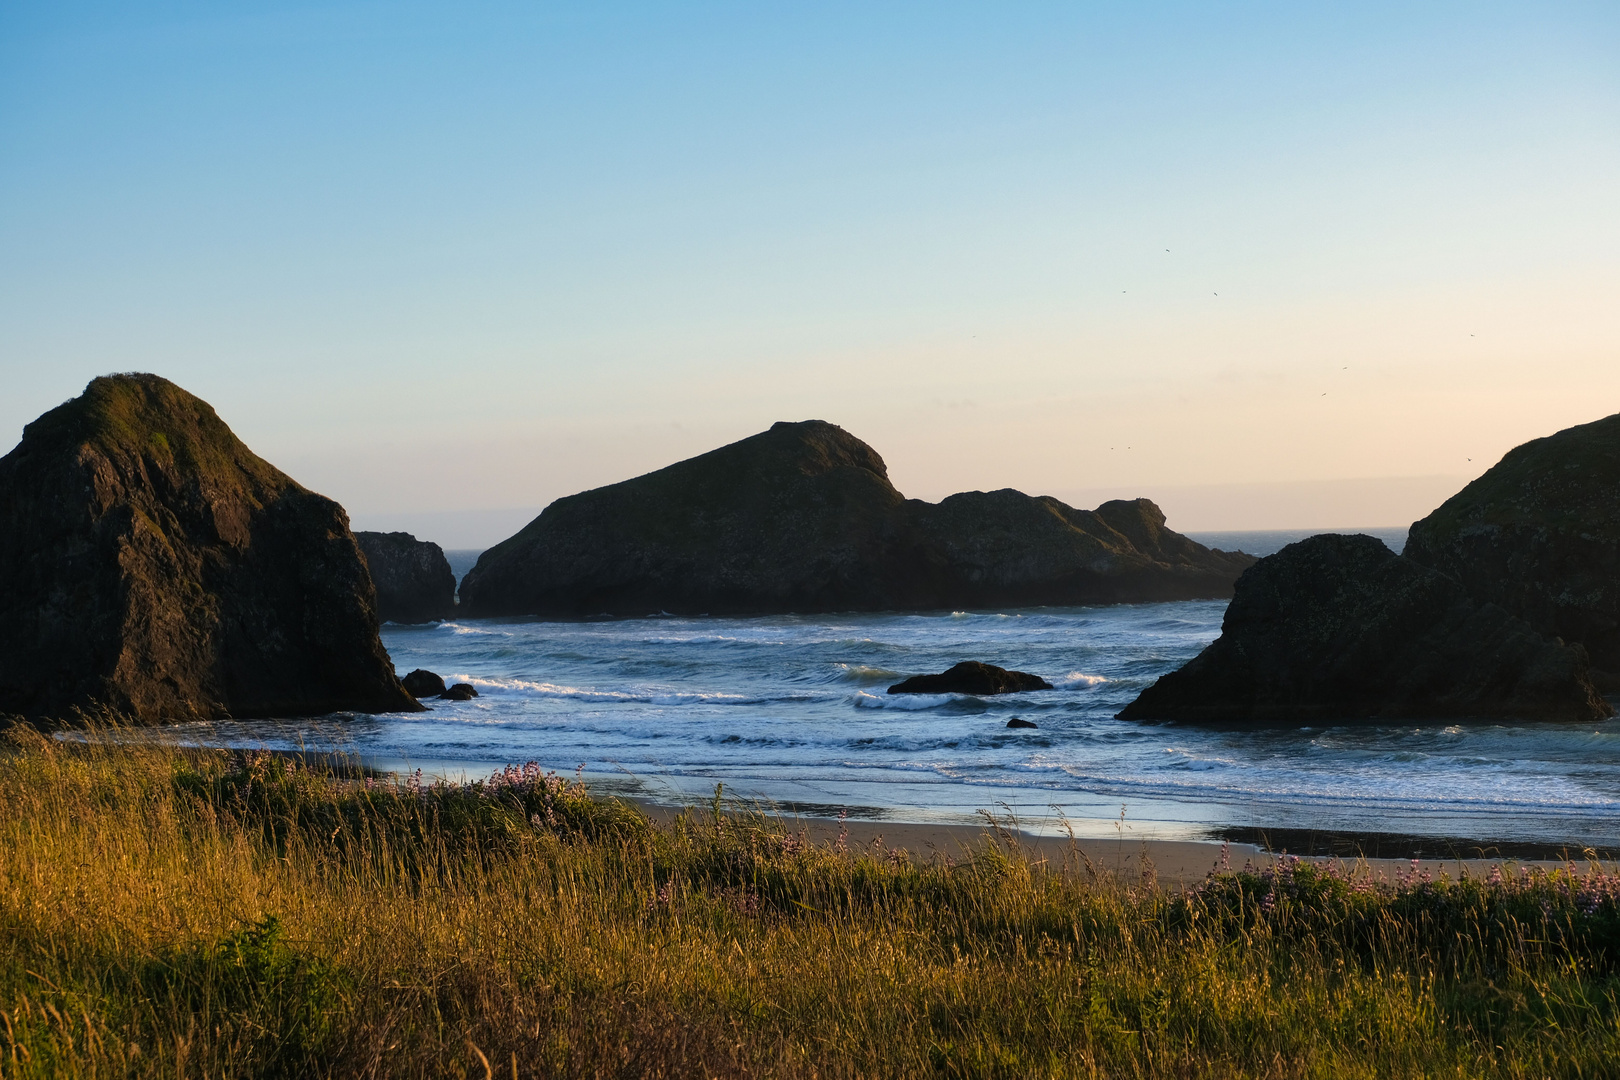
[356,531,456,623]
[1405,413,1620,686]
[0,374,421,722]
[1118,534,1610,725]
[888,662,1053,695]
[458,420,1254,617]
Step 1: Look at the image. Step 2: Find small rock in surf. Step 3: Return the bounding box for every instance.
[402,669,447,698]
[439,683,479,701]
[1005,717,1038,729]
[887,662,1053,695]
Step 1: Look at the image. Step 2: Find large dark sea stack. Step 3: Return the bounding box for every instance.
[0,374,421,722]
[458,420,1253,617]
[1118,534,1609,725]
[355,531,456,622]
[1406,412,1620,687]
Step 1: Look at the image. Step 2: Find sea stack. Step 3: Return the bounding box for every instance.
[1405,412,1620,690]
[888,662,1053,695]
[459,420,1253,617]
[1118,534,1610,725]
[0,374,421,723]
[356,531,457,623]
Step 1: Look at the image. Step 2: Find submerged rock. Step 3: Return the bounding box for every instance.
[401,669,447,699]
[1118,534,1609,725]
[458,420,1254,617]
[0,374,421,723]
[1405,412,1620,687]
[356,531,456,623]
[1005,717,1038,729]
[888,662,1053,696]
[440,683,479,701]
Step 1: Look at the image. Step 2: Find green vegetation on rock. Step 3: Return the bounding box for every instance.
[1407,411,1620,679]
[0,373,418,722]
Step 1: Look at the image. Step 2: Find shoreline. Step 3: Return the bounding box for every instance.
[145,745,1620,884]
[625,796,1620,888]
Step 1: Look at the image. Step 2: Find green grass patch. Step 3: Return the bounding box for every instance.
[1,723,1618,1077]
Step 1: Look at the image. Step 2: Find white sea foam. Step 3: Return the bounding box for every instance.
[1054,672,1108,689]
[833,663,902,684]
[851,691,959,710]
[449,674,820,707]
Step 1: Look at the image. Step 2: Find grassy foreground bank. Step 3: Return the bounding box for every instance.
[2,729,1619,1078]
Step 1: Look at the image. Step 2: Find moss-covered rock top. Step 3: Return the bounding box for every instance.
[17,372,289,500]
[1413,412,1620,537]
[0,373,417,722]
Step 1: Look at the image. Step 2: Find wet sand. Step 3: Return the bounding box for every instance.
[630,798,1619,888]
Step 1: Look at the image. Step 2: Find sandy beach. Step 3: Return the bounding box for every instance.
[628,798,1620,888]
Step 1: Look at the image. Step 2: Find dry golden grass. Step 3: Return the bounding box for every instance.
[1,722,1618,1078]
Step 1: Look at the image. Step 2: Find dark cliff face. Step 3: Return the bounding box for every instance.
[458,420,1254,617]
[908,493,1254,607]
[1405,413,1620,683]
[0,374,421,722]
[459,421,914,616]
[1118,534,1609,725]
[356,531,456,623]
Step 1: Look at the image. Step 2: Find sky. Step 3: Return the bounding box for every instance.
[2,2,1617,548]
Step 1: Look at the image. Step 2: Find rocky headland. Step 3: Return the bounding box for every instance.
[459,420,1253,617]
[0,374,420,723]
[1405,412,1620,690]
[1117,534,1609,724]
[355,531,456,623]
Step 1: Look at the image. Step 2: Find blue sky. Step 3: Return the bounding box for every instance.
[3,2,1617,545]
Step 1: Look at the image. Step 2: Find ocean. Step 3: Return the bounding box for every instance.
[175,527,1620,847]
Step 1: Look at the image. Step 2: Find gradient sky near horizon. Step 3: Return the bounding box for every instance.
[3,2,1618,547]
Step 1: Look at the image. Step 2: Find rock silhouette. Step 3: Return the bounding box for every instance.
[401,669,447,699]
[1005,717,1038,729]
[0,374,420,722]
[1406,412,1620,689]
[1118,534,1609,725]
[440,683,479,701]
[888,662,1053,695]
[459,421,1253,617]
[356,531,456,623]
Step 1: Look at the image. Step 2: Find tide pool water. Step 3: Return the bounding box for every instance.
[173,528,1620,847]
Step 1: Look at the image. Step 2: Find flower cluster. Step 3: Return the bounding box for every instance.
[647,879,676,913]
[479,761,587,830]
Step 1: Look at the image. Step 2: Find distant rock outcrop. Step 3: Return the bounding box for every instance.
[458,420,1254,617]
[1405,412,1620,689]
[356,531,456,623]
[440,683,479,701]
[1005,717,1038,729]
[0,374,421,722]
[1118,534,1610,725]
[888,662,1053,696]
